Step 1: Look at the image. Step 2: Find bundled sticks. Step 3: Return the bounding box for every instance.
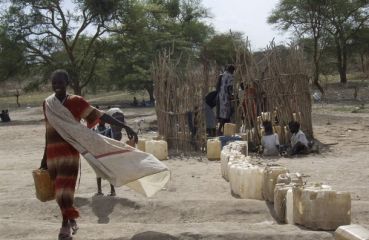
[152,50,216,153]
[152,41,313,153]
[235,42,313,145]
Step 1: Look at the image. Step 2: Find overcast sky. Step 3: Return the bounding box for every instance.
[201,0,292,50]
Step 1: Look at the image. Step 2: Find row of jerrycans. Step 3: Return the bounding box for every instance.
[222,145,289,201]
[221,144,352,231]
[274,181,351,231]
[136,139,168,160]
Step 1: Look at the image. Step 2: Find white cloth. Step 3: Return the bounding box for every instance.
[261,133,280,156]
[44,94,170,197]
[291,130,308,147]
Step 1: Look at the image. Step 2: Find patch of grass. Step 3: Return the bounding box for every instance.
[0,90,149,109]
[0,92,50,109]
[333,104,368,113]
[332,106,356,112]
[320,72,369,86]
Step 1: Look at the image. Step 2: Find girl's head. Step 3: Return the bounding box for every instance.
[51,69,69,96]
[263,120,273,135]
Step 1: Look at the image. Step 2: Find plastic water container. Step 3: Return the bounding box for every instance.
[228,161,251,196]
[220,145,231,177]
[207,138,221,160]
[145,140,168,160]
[137,139,147,151]
[277,172,303,186]
[229,163,264,200]
[222,153,247,181]
[219,136,242,148]
[220,146,232,180]
[274,183,291,223]
[224,123,237,136]
[286,188,294,224]
[335,224,369,240]
[230,141,248,156]
[263,165,289,202]
[293,184,351,230]
[32,169,55,202]
[226,155,249,181]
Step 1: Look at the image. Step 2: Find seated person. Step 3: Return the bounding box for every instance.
[0,109,11,122]
[261,120,280,156]
[95,108,128,196]
[288,121,309,155]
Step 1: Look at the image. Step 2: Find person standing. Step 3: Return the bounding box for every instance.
[204,90,217,137]
[95,108,127,197]
[40,69,137,240]
[217,64,235,135]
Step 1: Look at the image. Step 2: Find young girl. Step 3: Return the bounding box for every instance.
[261,120,280,156]
[96,108,126,197]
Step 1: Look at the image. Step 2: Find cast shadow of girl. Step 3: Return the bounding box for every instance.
[75,196,141,224]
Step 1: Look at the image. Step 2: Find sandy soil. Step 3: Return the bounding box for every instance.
[0,102,369,240]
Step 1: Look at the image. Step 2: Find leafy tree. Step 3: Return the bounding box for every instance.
[268,0,327,93]
[0,25,27,82]
[350,27,369,74]
[1,0,125,95]
[321,0,369,84]
[106,0,213,101]
[201,31,246,69]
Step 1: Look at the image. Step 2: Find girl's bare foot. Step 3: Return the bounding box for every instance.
[58,226,72,240]
[108,191,116,197]
[69,219,79,235]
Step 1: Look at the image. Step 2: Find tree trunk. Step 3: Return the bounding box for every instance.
[313,62,324,94]
[313,37,324,94]
[72,83,82,95]
[335,36,347,84]
[145,81,155,103]
[360,53,365,73]
[15,89,20,107]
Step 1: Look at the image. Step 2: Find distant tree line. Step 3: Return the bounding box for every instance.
[0,0,368,98]
[268,0,369,93]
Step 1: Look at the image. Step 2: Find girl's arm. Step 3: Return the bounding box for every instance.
[100,114,138,143]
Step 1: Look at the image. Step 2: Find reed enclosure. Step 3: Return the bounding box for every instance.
[152,43,313,152]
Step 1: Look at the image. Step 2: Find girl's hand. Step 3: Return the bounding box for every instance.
[124,126,138,143]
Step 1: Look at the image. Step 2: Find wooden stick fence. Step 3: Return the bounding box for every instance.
[152,42,313,153]
[234,42,313,145]
[152,51,216,153]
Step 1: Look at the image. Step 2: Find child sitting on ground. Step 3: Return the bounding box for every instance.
[261,120,280,156]
[288,121,309,155]
[95,108,128,196]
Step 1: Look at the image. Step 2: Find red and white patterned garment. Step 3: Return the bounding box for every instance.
[43,95,103,221]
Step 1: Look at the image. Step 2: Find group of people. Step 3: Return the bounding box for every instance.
[38,67,312,239]
[204,64,311,157]
[261,120,310,157]
[204,64,236,137]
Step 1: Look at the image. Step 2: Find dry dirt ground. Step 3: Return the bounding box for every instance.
[0,100,369,240]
